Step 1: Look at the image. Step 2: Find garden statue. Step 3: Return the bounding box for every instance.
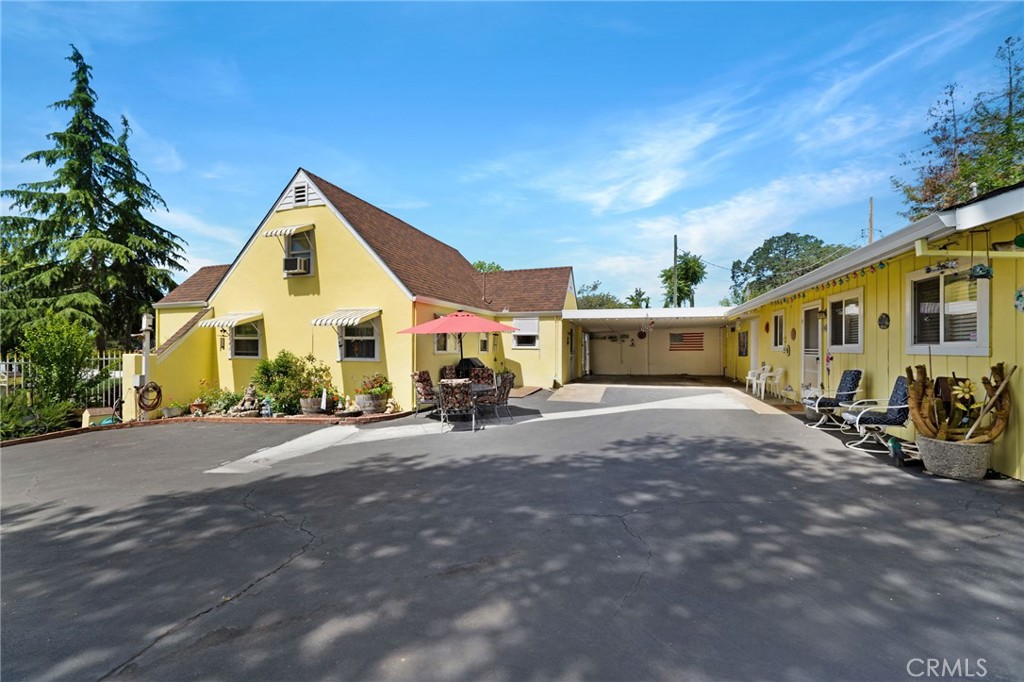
[228,383,261,418]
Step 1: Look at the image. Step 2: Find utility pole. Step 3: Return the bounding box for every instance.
[868,197,874,244]
[672,235,679,307]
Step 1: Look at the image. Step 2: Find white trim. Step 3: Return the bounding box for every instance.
[229,321,262,359]
[311,308,381,327]
[771,310,785,350]
[826,287,863,354]
[904,267,990,357]
[198,311,263,329]
[263,223,315,238]
[153,300,208,309]
[338,318,381,362]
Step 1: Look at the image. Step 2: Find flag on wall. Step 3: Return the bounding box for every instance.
[669,332,703,351]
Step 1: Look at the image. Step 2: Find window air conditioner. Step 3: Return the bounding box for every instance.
[283,256,310,274]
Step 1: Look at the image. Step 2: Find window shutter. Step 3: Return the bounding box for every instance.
[512,318,539,335]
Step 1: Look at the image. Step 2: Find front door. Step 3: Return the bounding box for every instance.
[801,305,821,397]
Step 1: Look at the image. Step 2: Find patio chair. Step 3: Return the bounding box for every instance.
[437,379,476,432]
[440,365,458,381]
[802,369,862,430]
[469,366,495,386]
[477,371,515,420]
[411,370,437,416]
[841,375,915,455]
[745,364,770,393]
[755,367,784,400]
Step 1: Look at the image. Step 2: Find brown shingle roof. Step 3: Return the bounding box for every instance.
[157,265,230,305]
[478,267,574,312]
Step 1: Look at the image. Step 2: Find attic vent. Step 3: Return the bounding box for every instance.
[293,183,308,205]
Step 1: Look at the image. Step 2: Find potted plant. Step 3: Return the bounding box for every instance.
[162,400,187,419]
[354,373,392,414]
[907,363,1016,480]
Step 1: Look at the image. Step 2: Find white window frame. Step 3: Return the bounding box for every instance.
[771,310,785,350]
[905,267,989,357]
[478,332,490,354]
[432,314,459,355]
[284,231,314,278]
[827,287,863,354]
[512,317,540,350]
[230,322,262,359]
[338,319,380,362]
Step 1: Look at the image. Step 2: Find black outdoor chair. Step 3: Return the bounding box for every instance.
[803,369,863,430]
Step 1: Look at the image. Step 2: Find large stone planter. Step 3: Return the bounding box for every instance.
[355,393,389,414]
[916,436,993,481]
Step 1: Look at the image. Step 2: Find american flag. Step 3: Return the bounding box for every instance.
[669,332,703,351]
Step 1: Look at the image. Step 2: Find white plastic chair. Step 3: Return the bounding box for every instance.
[745,364,770,393]
[758,367,784,399]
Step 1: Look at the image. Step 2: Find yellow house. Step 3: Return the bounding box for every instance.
[724,182,1024,479]
[122,169,580,419]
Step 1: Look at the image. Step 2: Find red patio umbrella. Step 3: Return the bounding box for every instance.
[398,311,518,361]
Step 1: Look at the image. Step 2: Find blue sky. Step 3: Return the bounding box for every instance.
[3,2,1020,306]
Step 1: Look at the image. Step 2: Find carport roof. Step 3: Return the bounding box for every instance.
[564,307,730,332]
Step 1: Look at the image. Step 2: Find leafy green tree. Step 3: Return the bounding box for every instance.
[1,46,185,350]
[729,233,854,303]
[893,37,1024,219]
[576,281,623,309]
[962,37,1024,198]
[660,251,706,307]
[21,312,105,405]
[472,260,504,272]
[625,288,650,308]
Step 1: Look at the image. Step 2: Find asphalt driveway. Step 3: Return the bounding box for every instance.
[2,385,1022,681]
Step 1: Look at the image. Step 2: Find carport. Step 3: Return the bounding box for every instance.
[563,307,730,377]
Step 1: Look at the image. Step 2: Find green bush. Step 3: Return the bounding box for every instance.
[252,351,334,415]
[21,313,106,406]
[1,391,75,440]
[195,380,245,413]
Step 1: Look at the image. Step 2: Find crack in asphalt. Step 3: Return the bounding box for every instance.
[96,489,323,680]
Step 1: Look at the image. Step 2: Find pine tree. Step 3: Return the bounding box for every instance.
[1,46,185,350]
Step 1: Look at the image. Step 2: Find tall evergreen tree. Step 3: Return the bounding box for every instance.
[1,46,185,350]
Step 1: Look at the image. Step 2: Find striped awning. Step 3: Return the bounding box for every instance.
[263,223,314,238]
[311,307,381,327]
[198,311,263,329]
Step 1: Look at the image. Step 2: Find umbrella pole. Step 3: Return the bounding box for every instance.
[458,332,465,361]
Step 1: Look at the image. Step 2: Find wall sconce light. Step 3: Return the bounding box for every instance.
[816,309,827,321]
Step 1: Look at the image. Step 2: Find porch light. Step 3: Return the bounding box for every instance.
[817,309,827,321]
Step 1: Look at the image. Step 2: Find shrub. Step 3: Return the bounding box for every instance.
[21,313,106,405]
[1,391,75,440]
[195,380,245,413]
[252,351,335,415]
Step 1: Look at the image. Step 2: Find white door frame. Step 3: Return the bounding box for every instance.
[801,303,822,398]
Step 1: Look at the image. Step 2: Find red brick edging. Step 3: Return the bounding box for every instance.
[0,410,412,448]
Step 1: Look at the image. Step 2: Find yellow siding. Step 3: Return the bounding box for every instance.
[155,307,205,345]
[731,218,1024,479]
[205,205,417,406]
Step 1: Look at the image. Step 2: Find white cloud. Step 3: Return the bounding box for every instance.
[154,209,247,248]
[122,113,185,173]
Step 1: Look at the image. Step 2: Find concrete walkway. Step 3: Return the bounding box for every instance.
[3,383,1022,682]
